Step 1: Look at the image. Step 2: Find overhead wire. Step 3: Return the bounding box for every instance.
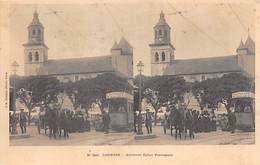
[166,1,230,53]
[103,3,124,35]
[226,3,248,33]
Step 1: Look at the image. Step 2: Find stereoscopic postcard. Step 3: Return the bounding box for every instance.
[0,0,259,164]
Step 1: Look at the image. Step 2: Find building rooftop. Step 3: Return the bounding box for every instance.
[41,56,115,75]
[29,11,43,27]
[244,35,255,55]
[154,11,170,28]
[163,55,242,76]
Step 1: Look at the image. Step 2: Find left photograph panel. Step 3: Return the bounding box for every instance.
[8,4,135,146]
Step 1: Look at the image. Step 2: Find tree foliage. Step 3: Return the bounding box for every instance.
[191,73,254,111]
[11,75,62,124]
[64,73,132,112]
[134,75,188,125]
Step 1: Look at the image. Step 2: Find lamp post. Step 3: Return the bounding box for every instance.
[11,61,19,134]
[136,61,144,135]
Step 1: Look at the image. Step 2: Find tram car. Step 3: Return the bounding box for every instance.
[231,91,255,131]
[106,92,134,132]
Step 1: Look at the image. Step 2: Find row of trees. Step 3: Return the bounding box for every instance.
[10,72,254,125]
[134,73,254,125]
[10,73,132,125]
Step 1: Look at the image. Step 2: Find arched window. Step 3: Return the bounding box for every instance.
[159,29,162,35]
[201,75,206,81]
[28,52,33,62]
[161,52,165,61]
[37,29,41,35]
[32,29,36,35]
[155,52,159,62]
[164,30,167,36]
[35,51,39,61]
[75,75,79,81]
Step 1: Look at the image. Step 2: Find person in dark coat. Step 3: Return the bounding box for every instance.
[192,110,199,133]
[19,109,27,134]
[102,111,110,134]
[185,109,195,139]
[228,110,237,133]
[9,112,13,133]
[145,109,153,134]
[162,113,168,134]
[47,106,58,139]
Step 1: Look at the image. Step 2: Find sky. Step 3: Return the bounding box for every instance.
[9,2,255,76]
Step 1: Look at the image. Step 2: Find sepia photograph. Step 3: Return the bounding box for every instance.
[7,2,255,146]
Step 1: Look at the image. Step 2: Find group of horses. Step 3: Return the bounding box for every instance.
[37,108,70,139]
[164,108,196,140]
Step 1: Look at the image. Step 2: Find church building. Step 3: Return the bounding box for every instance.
[23,11,133,82]
[149,11,255,81]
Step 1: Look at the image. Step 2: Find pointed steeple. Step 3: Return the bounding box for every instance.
[152,11,171,45]
[237,39,245,50]
[244,34,255,55]
[117,37,132,49]
[110,41,118,51]
[113,37,133,55]
[159,11,165,21]
[155,10,169,27]
[29,10,42,26]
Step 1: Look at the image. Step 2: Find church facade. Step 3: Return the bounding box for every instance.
[150,11,255,81]
[23,11,133,82]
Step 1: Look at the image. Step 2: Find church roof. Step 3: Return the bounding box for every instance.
[154,11,170,28]
[237,39,245,50]
[111,37,133,55]
[42,56,115,75]
[29,11,43,27]
[110,41,118,50]
[117,37,133,49]
[244,35,255,55]
[163,55,242,76]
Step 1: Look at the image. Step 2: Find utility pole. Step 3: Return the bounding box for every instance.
[11,61,19,135]
[136,61,144,135]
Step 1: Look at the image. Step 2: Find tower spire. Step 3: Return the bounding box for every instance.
[29,9,42,26]
[160,10,165,19]
[237,38,245,50]
[158,10,166,23]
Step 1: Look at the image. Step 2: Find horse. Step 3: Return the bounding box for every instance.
[45,108,59,139]
[169,108,185,140]
[37,108,49,135]
[184,110,195,139]
[57,110,69,139]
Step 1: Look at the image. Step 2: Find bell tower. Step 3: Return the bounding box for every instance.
[149,11,175,76]
[23,11,48,76]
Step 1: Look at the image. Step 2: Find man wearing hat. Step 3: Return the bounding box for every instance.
[102,110,111,134]
[19,109,27,134]
[228,108,237,134]
[145,109,153,134]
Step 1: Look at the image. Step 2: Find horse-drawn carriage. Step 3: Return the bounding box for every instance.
[106,92,134,132]
[163,105,195,140]
[219,91,255,131]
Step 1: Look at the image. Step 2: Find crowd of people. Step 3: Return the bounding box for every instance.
[9,109,28,134]
[10,104,237,141]
[134,105,237,140]
[9,106,112,139]
[161,107,237,139]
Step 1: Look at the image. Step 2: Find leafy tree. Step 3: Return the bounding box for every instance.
[11,75,62,125]
[63,80,81,110]
[65,73,132,113]
[191,73,254,112]
[141,75,188,125]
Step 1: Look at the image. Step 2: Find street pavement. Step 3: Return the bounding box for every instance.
[10,125,255,146]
